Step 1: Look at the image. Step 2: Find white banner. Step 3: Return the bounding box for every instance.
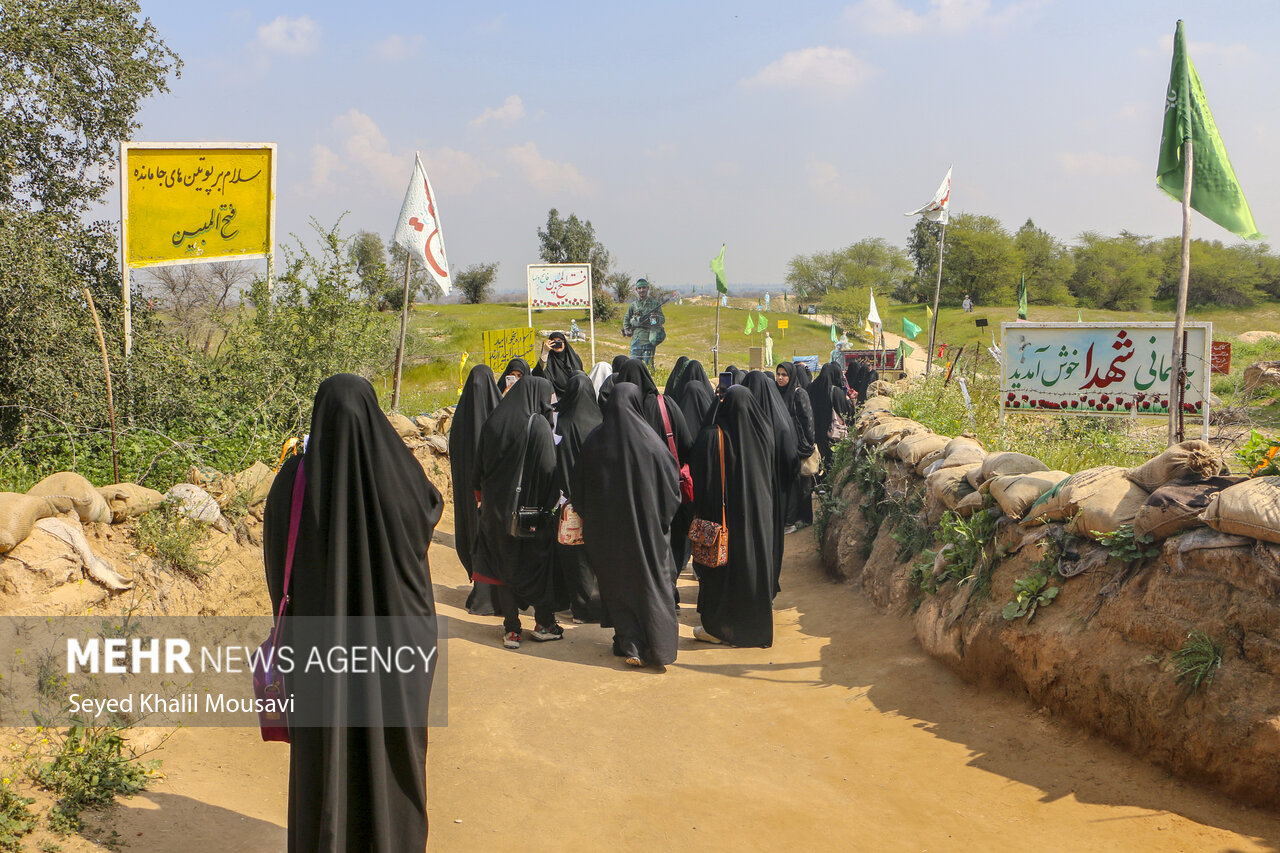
[527,264,592,310]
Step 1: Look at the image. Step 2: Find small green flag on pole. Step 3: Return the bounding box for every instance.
[1157,21,1261,240]
[758,314,768,332]
[830,323,838,343]
[1078,308,1083,322]
[744,315,754,335]
[902,316,922,340]
[897,340,914,361]
[1017,273,1028,320]
[711,244,728,294]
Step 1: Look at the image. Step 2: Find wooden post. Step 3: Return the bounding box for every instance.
[1168,139,1193,446]
[713,296,721,374]
[84,289,120,484]
[391,254,412,410]
[925,223,946,375]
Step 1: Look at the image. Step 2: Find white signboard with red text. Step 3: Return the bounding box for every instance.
[526,263,596,364]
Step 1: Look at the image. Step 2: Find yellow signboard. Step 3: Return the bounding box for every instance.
[777,319,789,329]
[482,327,537,374]
[122,143,275,267]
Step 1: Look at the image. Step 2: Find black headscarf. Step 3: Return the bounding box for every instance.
[533,331,584,395]
[742,371,799,597]
[263,374,441,851]
[450,365,501,580]
[809,361,852,439]
[846,358,878,404]
[775,362,815,459]
[617,358,692,463]
[664,356,691,398]
[552,372,604,622]
[596,354,632,407]
[676,360,716,441]
[499,357,531,394]
[571,383,681,665]
[690,386,775,648]
[792,361,813,391]
[471,375,558,607]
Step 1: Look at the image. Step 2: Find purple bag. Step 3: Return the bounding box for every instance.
[254,460,306,743]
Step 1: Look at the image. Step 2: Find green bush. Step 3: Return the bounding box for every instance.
[34,726,155,834]
[132,499,214,580]
[0,776,36,851]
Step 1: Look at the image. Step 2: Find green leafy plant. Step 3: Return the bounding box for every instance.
[914,509,999,597]
[132,499,214,580]
[1236,428,1280,476]
[1002,572,1060,622]
[888,491,933,560]
[1172,629,1223,693]
[33,726,157,834]
[1093,524,1160,564]
[0,775,36,851]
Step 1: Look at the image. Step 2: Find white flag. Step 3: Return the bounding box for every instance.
[867,288,881,326]
[905,166,952,225]
[393,153,451,294]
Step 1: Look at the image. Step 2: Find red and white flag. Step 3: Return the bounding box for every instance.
[905,166,952,225]
[393,153,451,294]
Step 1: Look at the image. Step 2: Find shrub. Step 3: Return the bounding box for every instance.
[132,500,214,579]
[33,726,156,834]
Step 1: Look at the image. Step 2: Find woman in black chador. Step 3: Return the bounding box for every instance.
[572,383,681,667]
[675,360,716,441]
[664,355,691,399]
[552,372,604,623]
[690,385,776,648]
[499,357,531,395]
[472,376,563,648]
[532,330,584,395]
[596,354,631,407]
[741,371,798,598]
[450,364,502,615]
[808,361,853,466]
[263,374,442,852]
[775,362,816,531]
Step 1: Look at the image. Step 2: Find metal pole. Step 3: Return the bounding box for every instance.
[713,297,721,374]
[925,222,946,375]
[1168,139,1193,446]
[391,254,411,410]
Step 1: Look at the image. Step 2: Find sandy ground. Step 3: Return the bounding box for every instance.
[98,518,1280,852]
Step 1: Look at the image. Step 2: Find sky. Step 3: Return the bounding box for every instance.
[116,0,1280,295]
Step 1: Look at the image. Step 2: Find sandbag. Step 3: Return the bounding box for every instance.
[387,411,420,439]
[27,472,111,524]
[866,380,896,399]
[943,436,984,456]
[916,449,946,476]
[97,483,166,523]
[977,452,1049,487]
[1133,475,1247,541]
[860,395,895,413]
[941,446,986,472]
[927,463,980,510]
[861,418,927,447]
[166,484,230,532]
[1202,476,1280,545]
[895,433,949,467]
[1024,466,1127,525]
[1125,440,1227,492]
[988,470,1071,520]
[0,492,59,553]
[1066,478,1151,538]
[953,489,986,518]
[219,461,275,509]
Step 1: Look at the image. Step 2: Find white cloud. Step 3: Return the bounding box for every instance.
[425,148,498,195]
[845,0,1038,36]
[256,15,320,55]
[1057,151,1142,178]
[806,159,848,201]
[506,142,589,195]
[1150,34,1257,67]
[469,95,526,129]
[332,109,404,191]
[373,34,423,62]
[742,47,873,93]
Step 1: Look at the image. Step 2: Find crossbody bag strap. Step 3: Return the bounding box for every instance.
[657,394,680,461]
[511,412,537,514]
[269,459,307,659]
[718,427,727,527]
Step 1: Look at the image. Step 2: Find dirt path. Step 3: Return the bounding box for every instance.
[105,522,1279,852]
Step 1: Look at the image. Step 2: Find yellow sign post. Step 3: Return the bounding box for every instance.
[119,142,276,359]
[482,327,537,375]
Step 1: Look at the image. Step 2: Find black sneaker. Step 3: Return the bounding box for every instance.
[530,623,564,642]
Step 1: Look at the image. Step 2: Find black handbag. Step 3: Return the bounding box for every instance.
[508,412,556,539]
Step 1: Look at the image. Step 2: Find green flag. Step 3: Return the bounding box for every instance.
[1017,273,1028,320]
[902,316,922,340]
[758,314,768,332]
[897,340,914,360]
[710,244,728,294]
[744,315,754,335]
[1078,308,1083,322]
[1157,21,1261,240]
[830,323,838,343]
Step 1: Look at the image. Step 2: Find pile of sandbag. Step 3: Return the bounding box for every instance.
[1125,440,1227,491]
[1020,466,1149,537]
[1202,476,1280,545]
[1134,475,1246,541]
[27,472,112,525]
[922,436,986,477]
[859,416,928,450]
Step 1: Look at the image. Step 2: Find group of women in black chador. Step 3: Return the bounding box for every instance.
[447,334,840,662]
[260,344,856,851]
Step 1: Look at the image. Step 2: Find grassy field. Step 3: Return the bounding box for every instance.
[382,295,1280,417]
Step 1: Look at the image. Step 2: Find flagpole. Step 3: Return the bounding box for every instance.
[925,223,946,375]
[1168,138,1193,445]
[391,254,412,410]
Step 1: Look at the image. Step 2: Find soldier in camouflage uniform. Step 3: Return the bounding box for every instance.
[622,279,666,368]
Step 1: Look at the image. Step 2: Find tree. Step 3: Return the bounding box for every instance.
[0,0,181,215]
[456,262,498,304]
[536,209,617,321]
[1014,218,1074,305]
[607,270,632,302]
[348,231,392,307]
[144,260,251,352]
[1069,232,1160,311]
[785,250,847,300]
[936,214,1020,307]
